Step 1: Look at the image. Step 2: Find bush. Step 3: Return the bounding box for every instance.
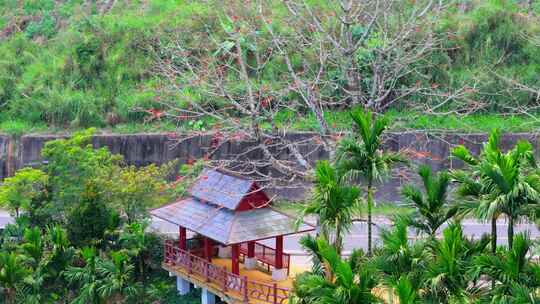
[67,183,119,248]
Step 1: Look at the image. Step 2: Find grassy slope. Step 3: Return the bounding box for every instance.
[3,110,538,136]
[1,0,540,135]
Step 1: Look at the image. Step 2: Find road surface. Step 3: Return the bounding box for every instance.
[3,209,538,267]
[0,209,14,229]
[150,215,540,267]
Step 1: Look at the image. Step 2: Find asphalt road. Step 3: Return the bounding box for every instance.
[150,216,540,268]
[150,216,540,254]
[0,209,14,229]
[3,210,538,267]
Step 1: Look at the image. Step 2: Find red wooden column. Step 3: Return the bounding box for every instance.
[178,226,187,250]
[204,237,213,261]
[231,244,240,275]
[247,241,255,258]
[275,235,283,269]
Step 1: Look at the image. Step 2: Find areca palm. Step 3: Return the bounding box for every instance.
[402,165,458,237]
[97,251,139,302]
[452,129,540,250]
[64,247,102,304]
[335,109,403,255]
[423,223,490,303]
[393,276,420,304]
[374,217,427,285]
[20,227,43,268]
[292,237,380,304]
[300,161,361,255]
[0,252,29,304]
[473,233,540,302]
[119,220,153,302]
[43,225,75,281]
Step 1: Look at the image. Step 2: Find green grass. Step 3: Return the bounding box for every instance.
[269,109,540,133]
[3,110,540,135]
[273,200,414,218]
[365,202,414,218]
[1,0,540,136]
[0,120,48,137]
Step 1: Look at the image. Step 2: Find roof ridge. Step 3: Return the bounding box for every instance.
[189,169,255,210]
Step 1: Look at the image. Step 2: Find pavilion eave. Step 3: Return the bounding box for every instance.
[150,198,315,246]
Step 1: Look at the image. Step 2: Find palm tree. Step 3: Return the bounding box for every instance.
[473,233,540,302]
[119,220,153,303]
[300,161,361,255]
[374,217,427,285]
[20,227,43,268]
[0,252,29,304]
[423,223,490,303]
[452,129,540,250]
[64,247,102,304]
[97,251,139,302]
[44,225,75,281]
[336,108,403,255]
[401,165,458,237]
[393,276,420,304]
[292,237,380,304]
[1,216,30,248]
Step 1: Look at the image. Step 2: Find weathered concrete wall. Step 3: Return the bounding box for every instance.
[0,135,10,178]
[1,132,539,201]
[12,132,328,172]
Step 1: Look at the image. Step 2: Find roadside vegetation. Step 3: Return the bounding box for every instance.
[2,112,540,303]
[0,129,203,303]
[292,109,540,303]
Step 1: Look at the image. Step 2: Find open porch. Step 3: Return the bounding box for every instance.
[164,240,291,304]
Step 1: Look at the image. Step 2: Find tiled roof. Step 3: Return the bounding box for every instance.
[150,198,314,245]
[189,168,254,210]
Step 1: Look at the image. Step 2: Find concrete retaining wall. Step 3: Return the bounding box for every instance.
[1,132,538,201]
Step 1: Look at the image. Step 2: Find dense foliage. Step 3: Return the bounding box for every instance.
[0,129,202,303]
[294,109,540,303]
[1,0,540,133]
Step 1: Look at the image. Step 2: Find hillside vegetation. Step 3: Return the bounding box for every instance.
[1,0,540,134]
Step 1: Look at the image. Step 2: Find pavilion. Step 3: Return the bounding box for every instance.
[151,168,315,304]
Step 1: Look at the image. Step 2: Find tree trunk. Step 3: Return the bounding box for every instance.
[367,180,373,256]
[491,216,497,254]
[491,216,497,290]
[335,220,342,256]
[140,257,145,304]
[508,216,514,250]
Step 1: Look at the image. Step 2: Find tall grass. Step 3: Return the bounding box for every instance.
[0,0,539,133]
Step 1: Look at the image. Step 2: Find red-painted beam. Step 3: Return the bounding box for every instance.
[275,235,283,269]
[232,244,240,275]
[204,238,213,261]
[247,241,255,258]
[178,226,187,250]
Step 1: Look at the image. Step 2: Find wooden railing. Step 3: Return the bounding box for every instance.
[239,242,291,275]
[164,241,289,304]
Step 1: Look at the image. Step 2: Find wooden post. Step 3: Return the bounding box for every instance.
[204,237,213,261]
[179,226,187,250]
[275,236,283,269]
[164,241,168,263]
[223,266,228,292]
[243,276,249,302]
[273,283,278,304]
[232,244,240,275]
[247,241,255,258]
[188,255,193,274]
